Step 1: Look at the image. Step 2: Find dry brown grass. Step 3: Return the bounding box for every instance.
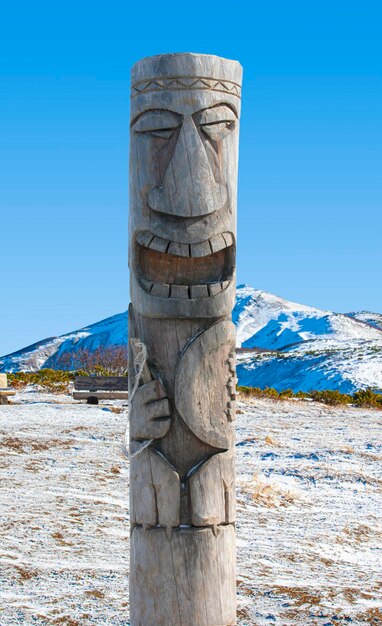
[53,618,81,626]
[51,531,73,546]
[338,445,355,454]
[14,566,38,581]
[107,406,123,414]
[273,585,322,607]
[356,607,382,624]
[337,523,382,545]
[264,434,282,447]
[24,460,43,472]
[242,472,303,508]
[1,437,74,453]
[84,589,105,599]
[237,605,258,622]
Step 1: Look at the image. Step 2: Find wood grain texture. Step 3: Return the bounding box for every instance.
[175,320,236,449]
[130,525,236,626]
[129,52,241,625]
[130,448,180,530]
[189,451,236,527]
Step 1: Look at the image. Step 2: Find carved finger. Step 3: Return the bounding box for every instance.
[145,398,170,421]
[130,416,170,440]
[131,403,171,440]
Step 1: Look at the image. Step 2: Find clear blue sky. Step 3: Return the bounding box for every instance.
[1,1,381,355]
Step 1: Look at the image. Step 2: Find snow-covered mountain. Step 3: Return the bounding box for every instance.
[1,285,382,393]
[234,286,382,393]
[0,313,127,373]
[347,311,382,331]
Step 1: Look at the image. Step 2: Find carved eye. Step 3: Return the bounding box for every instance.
[194,104,237,142]
[144,128,177,140]
[132,109,182,140]
[200,120,235,141]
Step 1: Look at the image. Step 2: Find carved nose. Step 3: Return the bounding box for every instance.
[147,119,227,217]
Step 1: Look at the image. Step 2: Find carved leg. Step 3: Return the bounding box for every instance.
[130,447,180,535]
[189,451,236,532]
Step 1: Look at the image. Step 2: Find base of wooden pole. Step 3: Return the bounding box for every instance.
[130,524,236,626]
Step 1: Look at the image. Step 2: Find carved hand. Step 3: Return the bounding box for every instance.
[130,378,171,440]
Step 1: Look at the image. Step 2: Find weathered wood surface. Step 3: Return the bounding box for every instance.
[130,525,236,626]
[73,376,128,401]
[73,391,128,400]
[129,52,242,625]
[0,373,8,389]
[74,376,128,391]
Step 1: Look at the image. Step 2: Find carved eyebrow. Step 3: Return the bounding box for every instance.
[193,105,237,126]
[132,109,182,132]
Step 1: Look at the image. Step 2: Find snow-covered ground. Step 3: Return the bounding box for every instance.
[1,390,381,625]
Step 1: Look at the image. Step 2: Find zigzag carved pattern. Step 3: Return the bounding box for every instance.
[132,76,241,98]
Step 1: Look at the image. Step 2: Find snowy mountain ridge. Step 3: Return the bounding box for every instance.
[0,313,127,374]
[1,286,381,393]
[234,285,382,349]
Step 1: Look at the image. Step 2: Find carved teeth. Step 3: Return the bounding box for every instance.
[190,241,212,258]
[136,231,154,247]
[190,284,209,299]
[137,231,234,258]
[208,283,223,296]
[226,382,236,395]
[170,285,189,299]
[151,282,170,297]
[167,241,190,257]
[140,278,153,292]
[222,232,234,247]
[165,526,173,541]
[140,279,231,298]
[212,524,220,537]
[209,233,227,254]
[149,236,170,253]
[226,407,235,422]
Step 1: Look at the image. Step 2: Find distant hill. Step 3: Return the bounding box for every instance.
[0,313,127,373]
[346,311,382,331]
[234,286,382,393]
[1,286,382,393]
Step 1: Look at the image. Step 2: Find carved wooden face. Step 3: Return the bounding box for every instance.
[129,58,241,318]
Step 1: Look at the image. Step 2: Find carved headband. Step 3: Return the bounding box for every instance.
[131,76,242,98]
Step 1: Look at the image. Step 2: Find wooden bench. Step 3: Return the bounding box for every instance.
[0,374,16,405]
[73,376,128,403]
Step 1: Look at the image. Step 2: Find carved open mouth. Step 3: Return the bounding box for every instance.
[134,231,235,299]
